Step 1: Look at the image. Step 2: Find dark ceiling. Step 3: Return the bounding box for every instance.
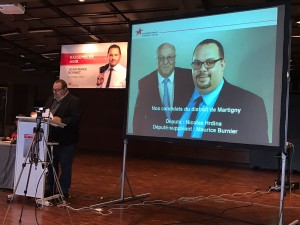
[0,0,300,76]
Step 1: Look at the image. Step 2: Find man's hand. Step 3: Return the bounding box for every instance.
[30,112,37,118]
[53,116,62,123]
[96,73,104,86]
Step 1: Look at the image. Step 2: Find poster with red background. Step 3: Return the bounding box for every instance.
[60,42,127,88]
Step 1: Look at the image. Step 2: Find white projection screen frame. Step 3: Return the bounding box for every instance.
[124,2,290,150]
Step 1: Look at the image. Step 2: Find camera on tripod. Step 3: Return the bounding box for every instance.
[33,107,46,135]
[30,107,47,167]
[34,107,45,126]
[34,107,46,119]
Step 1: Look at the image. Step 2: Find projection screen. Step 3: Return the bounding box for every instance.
[124,3,290,150]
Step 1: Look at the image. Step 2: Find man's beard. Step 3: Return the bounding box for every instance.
[195,73,211,89]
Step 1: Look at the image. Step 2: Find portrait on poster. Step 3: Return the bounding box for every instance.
[59,42,127,88]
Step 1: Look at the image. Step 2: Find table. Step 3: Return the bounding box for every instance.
[0,141,16,189]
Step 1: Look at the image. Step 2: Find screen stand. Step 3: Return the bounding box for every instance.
[271,143,299,191]
[279,150,299,225]
[278,72,299,225]
[279,150,287,225]
[89,139,150,209]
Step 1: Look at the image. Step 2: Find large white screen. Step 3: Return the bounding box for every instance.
[125,4,289,148]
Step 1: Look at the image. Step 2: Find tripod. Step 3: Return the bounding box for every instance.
[4,115,67,223]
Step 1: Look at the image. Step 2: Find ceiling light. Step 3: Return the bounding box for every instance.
[34,44,47,47]
[28,28,54,34]
[42,52,59,59]
[78,0,85,2]
[0,3,25,15]
[21,68,36,72]
[0,31,20,37]
[0,29,20,36]
[89,34,100,41]
[42,52,59,55]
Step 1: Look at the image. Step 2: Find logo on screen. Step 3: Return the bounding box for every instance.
[136,28,143,35]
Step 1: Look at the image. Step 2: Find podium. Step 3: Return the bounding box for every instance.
[13,117,65,198]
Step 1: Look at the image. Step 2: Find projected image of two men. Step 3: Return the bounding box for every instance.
[127,7,284,147]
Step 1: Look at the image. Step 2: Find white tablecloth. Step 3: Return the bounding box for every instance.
[0,141,16,189]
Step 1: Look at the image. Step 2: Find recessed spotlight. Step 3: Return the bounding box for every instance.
[78,0,85,2]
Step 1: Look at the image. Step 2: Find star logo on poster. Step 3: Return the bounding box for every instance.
[136,28,143,35]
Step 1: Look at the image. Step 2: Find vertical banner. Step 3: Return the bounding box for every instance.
[60,42,128,88]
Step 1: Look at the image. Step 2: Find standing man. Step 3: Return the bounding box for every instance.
[96,44,127,88]
[133,43,194,137]
[45,79,81,198]
[177,39,268,145]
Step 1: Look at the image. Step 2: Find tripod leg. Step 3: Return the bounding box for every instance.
[19,162,34,223]
[3,134,39,225]
[40,144,74,224]
[112,171,134,200]
[125,172,134,197]
[45,144,66,201]
[8,134,36,202]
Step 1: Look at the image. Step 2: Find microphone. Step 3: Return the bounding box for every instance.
[100,63,109,73]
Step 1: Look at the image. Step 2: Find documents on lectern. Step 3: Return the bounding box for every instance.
[16,116,66,128]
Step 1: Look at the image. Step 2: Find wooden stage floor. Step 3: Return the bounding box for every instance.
[0,150,300,225]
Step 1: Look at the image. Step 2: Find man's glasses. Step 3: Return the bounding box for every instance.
[52,88,63,93]
[157,55,176,63]
[191,58,223,70]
